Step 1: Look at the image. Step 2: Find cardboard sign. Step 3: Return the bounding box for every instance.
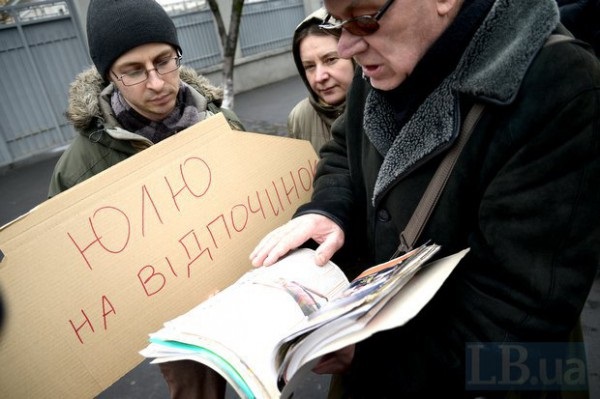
[0,114,317,398]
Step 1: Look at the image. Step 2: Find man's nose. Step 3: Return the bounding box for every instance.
[337,30,366,59]
[145,69,165,89]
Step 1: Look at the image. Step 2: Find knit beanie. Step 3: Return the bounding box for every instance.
[86,0,181,80]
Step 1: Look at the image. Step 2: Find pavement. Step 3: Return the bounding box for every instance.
[0,75,598,398]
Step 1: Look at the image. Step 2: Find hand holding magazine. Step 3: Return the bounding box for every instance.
[140,244,469,398]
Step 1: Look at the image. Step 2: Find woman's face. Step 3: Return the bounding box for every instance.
[300,34,355,106]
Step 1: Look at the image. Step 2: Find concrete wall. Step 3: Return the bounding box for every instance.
[201,47,296,93]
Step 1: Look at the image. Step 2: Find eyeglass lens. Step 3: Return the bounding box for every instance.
[119,57,180,86]
[320,0,395,37]
[342,16,380,35]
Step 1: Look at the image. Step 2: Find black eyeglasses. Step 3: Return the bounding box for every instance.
[112,55,182,86]
[319,0,395,36]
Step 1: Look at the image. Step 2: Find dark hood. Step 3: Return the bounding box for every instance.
[292,8,347,126]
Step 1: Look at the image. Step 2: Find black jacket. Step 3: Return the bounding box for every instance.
[296,0,600,395]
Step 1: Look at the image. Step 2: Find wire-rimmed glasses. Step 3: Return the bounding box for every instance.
[319,0,395,36]
[111,55,182,86]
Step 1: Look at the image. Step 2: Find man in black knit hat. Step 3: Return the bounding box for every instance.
[48,0,240,397]
[48,0,244,197]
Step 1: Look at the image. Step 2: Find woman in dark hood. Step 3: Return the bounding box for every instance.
[287,8,356,154]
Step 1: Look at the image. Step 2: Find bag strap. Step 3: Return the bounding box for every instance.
[544,34,573,46]
[391,103,485,258]
[390,31,578,259]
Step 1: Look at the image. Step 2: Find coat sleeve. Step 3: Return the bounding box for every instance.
[294,110,356,231]
[294,73,370,243]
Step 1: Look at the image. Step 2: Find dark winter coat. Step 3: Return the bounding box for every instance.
[296,0,600,395]
[48,67,244,197]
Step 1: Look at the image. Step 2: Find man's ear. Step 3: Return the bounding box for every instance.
[105,69,116,86]
[436,0,462,17]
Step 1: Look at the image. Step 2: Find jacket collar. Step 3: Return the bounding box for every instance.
[369,0,559,205]
[65,66,223,131]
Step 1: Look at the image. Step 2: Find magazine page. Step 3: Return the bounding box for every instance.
[278,246,425,345]
[278,248,470,395]
[140,248,349,398]
[277,244,440,382]
[276,244,439,359]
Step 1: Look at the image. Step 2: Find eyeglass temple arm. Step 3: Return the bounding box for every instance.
[375,0,395,20]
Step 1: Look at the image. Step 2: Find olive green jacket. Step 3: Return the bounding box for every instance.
[49,67,243,197]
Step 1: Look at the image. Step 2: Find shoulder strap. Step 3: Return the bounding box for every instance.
[543,26,586,49]
[544,34,573,46]
[391,29,582,259]
[391,103,485,258]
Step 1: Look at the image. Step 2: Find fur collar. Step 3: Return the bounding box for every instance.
[368,0,559,204]
[65,66,224,131]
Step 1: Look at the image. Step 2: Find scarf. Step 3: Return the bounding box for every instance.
[309,96,346,131]
[364,0,494,158]
[111,82,202,143]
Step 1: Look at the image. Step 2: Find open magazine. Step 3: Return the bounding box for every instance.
[140,244,469,398]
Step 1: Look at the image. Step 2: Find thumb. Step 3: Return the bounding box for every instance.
[314,235,343,266]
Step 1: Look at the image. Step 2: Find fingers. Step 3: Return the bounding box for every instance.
[249,214,345,267]
[314,230,345,266]
[250,218,310,267]
[249,227,283,267]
